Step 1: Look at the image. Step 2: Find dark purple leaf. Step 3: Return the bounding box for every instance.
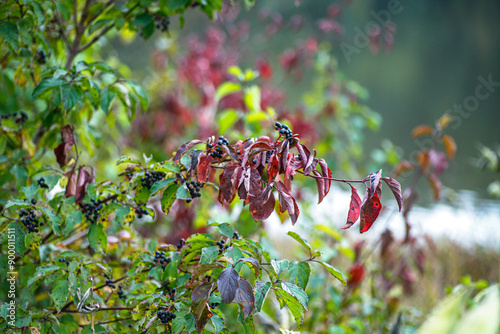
[218,165,238,205]
[249,186,275,221]
[266,153,280,182]
[312,170,326,204]
[279,140,289,174]
[382,177,403,212]
[217,267,240,304]
[236,258,260,276]
[75,166,91,204]
[53,125,75,168]
[234,278,255,318]
[276,181,300,225]
[303,149,317,175]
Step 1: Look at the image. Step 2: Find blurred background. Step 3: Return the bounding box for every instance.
[98,0,500,331]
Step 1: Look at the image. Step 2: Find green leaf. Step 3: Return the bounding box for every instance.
[44,174,61,190]
[168,0,191,11]
[10,165,28,186]
[243,85,261,112]
[63,210,82,236]
[100,86,116,114]
[199,246,219,265]
[150,178,176,196]
[217,109,239,135]
[207,221,234,239]
[32,77,66,99]
[452,285,500,334]
[127,80,149,110]
[27,264,60,287]
[210,313,225,334]
[49,277,70,312]
[61,84,81,111]
[417,287,472,334]
[21,184,40,200]
[271,259,289,277]
[227,66,244,81]
[287,231,312,254]
[254,281,271,312]
[176,184,191,200]
[8,221,27,256]
[0,21,19,49]
[5,199,31,209]
[281,282,308,310]
[215,82,241,101]
[114,205,131,224]
[318,261,346,286]
[25,232,41,250]
[88,223,107,253]
[237,311,255,334]
[135,183,151,204]
[288,261,311,290]
[275,287,305,326]
[116,155,142,166]
[41,208,62,236]
[161,184,178,215]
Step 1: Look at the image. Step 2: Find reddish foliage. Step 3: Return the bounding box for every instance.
[347,263,365,287]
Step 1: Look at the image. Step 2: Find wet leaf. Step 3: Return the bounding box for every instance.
[218,267,240,304]
[360,192,382,233]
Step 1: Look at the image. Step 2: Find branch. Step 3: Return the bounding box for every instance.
[51,0,71,50]
[77,4,139,53]
[62,306,134,313]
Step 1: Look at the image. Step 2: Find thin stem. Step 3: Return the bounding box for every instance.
[78,316,132,327]
[296,170,366,184]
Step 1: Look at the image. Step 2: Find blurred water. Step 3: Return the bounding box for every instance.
[268,186,500,250]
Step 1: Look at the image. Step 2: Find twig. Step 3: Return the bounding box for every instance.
[51,0,71,50]
[296,170,367,184]
[62,306,134,313]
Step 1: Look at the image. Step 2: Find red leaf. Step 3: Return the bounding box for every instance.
[343,185,362,229]
[53,125,75,168]
[173,139,203,164]
[303,149,317,175]
[218,165,238,205]
[276,181,300,224]
[249,186,275,221]
[197,153,214,183]
[266,153,279,182]
[382,177,403,212]
[279,140,289,174]
[359,192,382,233]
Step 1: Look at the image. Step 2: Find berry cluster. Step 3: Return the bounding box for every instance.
[135,207,148,219]
[37,177,49,189]
[140,171,165,189]
[210,302,220,309]
[155,16,170,32]
[176,238,185,250]
[1,111,28,124]
[79,198,103,224]
[208,136,229,159]
[35,49,46,64]
[154,251,172,269]
[216,239,228,253]
[117,285,126,299]
[275,122,293,139]
[233,231,239,240]
[157,310,176,324]
[105,277,116,289]
[186,181,203,201]
[58,258,70,265]
[19,208,42,233]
